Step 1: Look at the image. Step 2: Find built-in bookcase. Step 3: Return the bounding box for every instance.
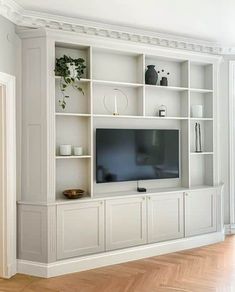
[55,45,93,199]
[54,42,216,201]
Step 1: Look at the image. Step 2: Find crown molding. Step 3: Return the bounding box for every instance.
[1,0,235,55]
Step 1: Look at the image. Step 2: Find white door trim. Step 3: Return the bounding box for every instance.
[229,61,235,228]
[0,72,16,278]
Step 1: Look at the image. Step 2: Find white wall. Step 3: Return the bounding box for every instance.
[219,56,235,224]
[0,15,21,200]
[0,16,21,75]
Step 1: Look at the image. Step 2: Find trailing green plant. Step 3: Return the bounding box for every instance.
[54,55,86,109]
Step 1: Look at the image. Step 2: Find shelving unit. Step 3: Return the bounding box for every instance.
[52,43,216,201]
[18,27,222,275]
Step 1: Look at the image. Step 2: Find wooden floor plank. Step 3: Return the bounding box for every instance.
[1,236,235,291]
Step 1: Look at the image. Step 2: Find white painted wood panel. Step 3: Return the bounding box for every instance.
[106,197,147,251]
[185,189,216,236]
[190,63,213,90]
[147,192,184,243]
[92,49,142,84]
[21,37,48,202]
[18,205,48,262]
[57,201,104,259]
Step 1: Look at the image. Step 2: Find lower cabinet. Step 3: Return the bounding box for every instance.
[57,201,105,260]
[55,188,218,260]
[106,197,147,251]
[185,189,217,237]
[147,192,184,243]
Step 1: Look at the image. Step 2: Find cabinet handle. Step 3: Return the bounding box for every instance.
[185,193,188,196]
[148,196,151,200]
[142,197,145,200]
[100,201,103,205]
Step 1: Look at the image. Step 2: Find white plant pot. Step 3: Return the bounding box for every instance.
[67,63,77,78]
[59,144,72,156]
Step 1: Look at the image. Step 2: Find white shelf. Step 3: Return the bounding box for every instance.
[93,114,143,119]
[190,117,213,121]
[144,116,188,120]
[93,114,188,120]
[55,113,91,117]
[190,88,213,93]
[145,84,188,91]
[56,155,92,159]
[190,152,214,155]
[55,76,91,82]
[93,79,143,88]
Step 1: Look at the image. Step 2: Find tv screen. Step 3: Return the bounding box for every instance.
[96,129,179,183]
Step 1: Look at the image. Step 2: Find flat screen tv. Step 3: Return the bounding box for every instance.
[96,129,179,183]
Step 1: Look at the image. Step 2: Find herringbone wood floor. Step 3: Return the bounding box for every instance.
[1,236,235,292]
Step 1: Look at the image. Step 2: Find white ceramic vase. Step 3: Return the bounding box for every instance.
[191,105,203,118]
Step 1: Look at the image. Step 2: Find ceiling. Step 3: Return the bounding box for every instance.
[15,0,234,45]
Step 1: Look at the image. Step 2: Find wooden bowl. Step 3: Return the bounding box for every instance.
[63,189,85,199]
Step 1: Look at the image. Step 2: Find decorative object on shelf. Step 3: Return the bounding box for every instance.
[157,69,170,86]
[191,105,203,118]
[59,144,72,156]
[63,189,85,199]
[158,105,167,117]
[195,123,202,152]
[145,65,158,85]
[74,146,83,156]
[54,55,86,109]
[160,77,168,86]
[103,88,128,115]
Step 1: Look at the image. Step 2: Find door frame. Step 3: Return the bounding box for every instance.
[0,72,16,278]
[229,61,235,229]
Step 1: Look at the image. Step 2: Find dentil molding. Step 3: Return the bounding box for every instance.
[0,0,235,55]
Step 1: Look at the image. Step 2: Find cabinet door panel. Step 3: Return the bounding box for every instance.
[185,189,216,237]
[57,201,104,259]
[106,197,147,251]
[148,192,184,243]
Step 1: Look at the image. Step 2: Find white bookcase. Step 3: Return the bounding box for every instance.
[17,29,223,275]
[53,43,216,200]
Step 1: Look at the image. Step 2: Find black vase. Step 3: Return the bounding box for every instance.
[160,77,168,86]
[145,65,158,85]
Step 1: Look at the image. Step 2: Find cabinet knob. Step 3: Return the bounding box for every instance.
[142,197,145,200]
[148,196,151,200]
[100,201,103,205]
[185,193,188,196]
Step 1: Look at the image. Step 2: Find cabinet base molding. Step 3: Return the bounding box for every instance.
[17,231,224,278]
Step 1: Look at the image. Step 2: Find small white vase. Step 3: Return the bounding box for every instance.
[74,146,83,156]
[191,105,203,118]
[59,145,72,156]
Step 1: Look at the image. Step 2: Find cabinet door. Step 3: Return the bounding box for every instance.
[147,192,184,243]
[57,201,104,260]
[185,189,216,237]
[106,197,147,251]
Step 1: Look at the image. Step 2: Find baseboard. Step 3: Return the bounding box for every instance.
[17,231,225,278]
[224,224,235,235]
